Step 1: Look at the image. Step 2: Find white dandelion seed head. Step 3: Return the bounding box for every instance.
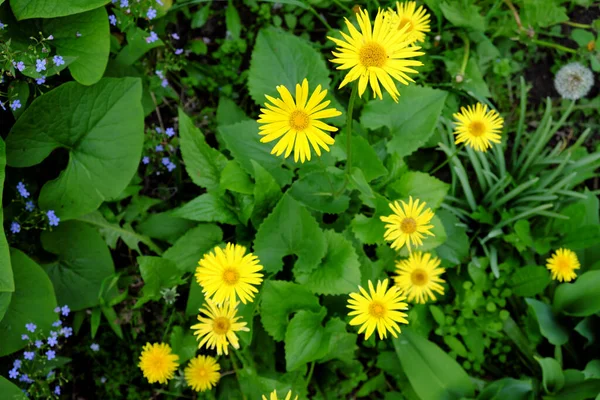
[554,62,594,100]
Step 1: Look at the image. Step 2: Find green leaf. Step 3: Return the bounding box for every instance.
[0,139,13,295]
[536,357,564,394]
[170,326,198,365]
[216,97,250,126]
[285,308,328,371]
[137,212,197,243]
[171,193,239,225]
[435,210,469,267]
[8,80,29,119]
[387,171,449,210]
[393,328,475,399]
[101,305,123,339]
[254,194,326,274]
[250,160,282,227]
[478,378,533,400]
[179,108,227,191]
[523,0,568,28]
[6,78,143,220]
[440,0,485,31]
[0,376,27,399]
[248,27,343,124]
[185,280,205,317]
[9,0,109,19]
[548,379,600,400]
[135,256,183,307]
[332,133,387,181]
[351,193,389,245]
[163,224,223,272]
[554,271,600,317]
[260,280,321,341]
[574,317,597,347]
[191,5,210,29]
[0,249,57,357]
[320,317,358,364]
[526,298,569,346]
[511,266,551,297]
[445,55,491,98]
[560,225,600,250]
[219,120,293,187]
[42,221,115,311]
[361,85,447,158]
[294,230,361,295]
[221,160,254,195]
[113,24,165,67]
[289,168,350,214]
[42,7,109,85]
[226,0,242,39]
[571,29,596,48]
[443,336,468,358]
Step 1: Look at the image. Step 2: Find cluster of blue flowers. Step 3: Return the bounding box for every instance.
[10,182,60,234]
[141,125,178,174]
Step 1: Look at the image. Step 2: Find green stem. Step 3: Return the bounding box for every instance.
[562,21,592,29]
[458,34,470,78]
[345,82,358,175]
[332,0,352,13]
[306,361,316,387]
[531,39,577,54]
[229,350,247,400]
[431,143,465,174]
[161,309,176,342]
[308,6,333,31]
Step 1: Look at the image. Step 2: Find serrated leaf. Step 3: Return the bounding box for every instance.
[320,318,358,364]
[171,193,239,225]
[361,85,447,158]
[163,224,223,272]
[350,193,390,245]
[260,280,321,341]
[511,266,551,297]
[332,133,387,181]
[387,171,449,210]
[289,168,349,214]
[135,256,183,308]
[221,160,254,195]
[523,0,568,28]
[251,160,282,227]
[216,97,249,126]
[285,308,328,371]
[440,1,485,31]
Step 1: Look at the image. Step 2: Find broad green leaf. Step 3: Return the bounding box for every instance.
[101,305,123,339]
[560,225,600,250]
[42,7,110,85]
[185,280,205,317]
[393,328,475,399]
[251,160,282,227]
[320,317,358,364]
[361,85,447,158]
[6,78,144,220]
[137,212,197,243]
[294,230,361,295]
[478,378,533,400]
[170,326,198,365]
[0,249,57,357]
[171,193,239,225]
[260,280,321,341]
[179,108,227,191]
[536,357,564,394]
[523,0,568,28]
[248,27,343,124]
[549,379,600,400]
[356,373,387,397]
[221,160,254,195]
[511,266,551,297]
[226,0,242,39]
[289,168,350,214]
[10,0,109,19]
[76,211,162,255]
[435,210,469,267]
[0,139,13,294]
[285,308,328,371]
[351,193,389,245]
[237,368,294,398]
[254,194,326,274]
[219,120,293,187]
[0,376,27,399]
[135,256,183,308]
[443,336,468,358]
[574,317,597,347]
[163,224,223,272]
[526,298,569,346]
[42,221,115,311]
[554,271,600,317]
[216,97,250,126]
[387,171,449,210]
[331,133,388,181]
[440,1,485,31]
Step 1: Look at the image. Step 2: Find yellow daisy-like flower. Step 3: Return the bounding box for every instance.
[387,1,431,44]
[138,343,179,384]
[546,248,580,282]
[453,103,504,152]
[196,243,264,305]
[257,78,341,163]
[394,252,445,304]
[262,389,299,400]
[184,355,221,392]
[380,196,435,252]
[191,299,249,356]
[347,279,409,340]
[328,8,424,102]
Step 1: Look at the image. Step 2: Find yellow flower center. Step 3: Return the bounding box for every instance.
[368,301,386,318]
[411,268,429,286]
[400,217,417,234]
[222,268,240,285]
[196,368,207,377]
[289,110,310,131]
[469,121,486,137]
[359,42,388,68]
[213,317,230,334]
[149,354,166,370]
[557,258,572,272]
[398,18,413,32]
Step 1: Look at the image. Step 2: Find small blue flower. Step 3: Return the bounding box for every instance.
[35,340,43,348]
[47,35,54,40]
[166,162,176,172]
[47,210,60,227]
[47,336,58,347]
[155,70,164,79]
[25,201,35,212]
[50,331,58,337]
[100,376,107,383]
[120,0,129,7]
[161,78,169,88]
[10,100,21,111]
[8,369,18,379]
[146,31,159,44]
[15,61,25,72]
[46,350,56,360]
[142,156,150,165]
[52,320,62,327]
[23,351,34,361]
[155,145,164,152]
[61,326,73,338]
[171,33,179,40]
[36,76,46,85]
[147,7,157,19]
[11,222,20,234]
[61,305,70,316]
[155,127,163,133]
[21,334,29,341]
[47,370,55,379]
[35,58,47,73]
[165,127,175,137]
[25,323,36,333]
[161,157,171,166]
[52,55,65,67]
[54,386,61,395]
[13,360,22,369]
[175,48,183,55]
[17,182,30,198]
[0,21,5,30]
[19,374,33,383]
[109,15,117,26]
[156,0,164,5]
[54,306,60,313]
[90,343,100,352]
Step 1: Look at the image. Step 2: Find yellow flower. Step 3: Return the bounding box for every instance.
[347,279,409,340]
[257,78,341,163]
[196,243,264,305]
[191,299,249,356]
[138,343,179,384]
[184,355,221,392]
[328,8,424,102]
[546,248,580,282]
[394,252,445,304]
[262,389,298,400]
[380,196,435,252]
[453,103,504,152]
[387,1,431,44]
